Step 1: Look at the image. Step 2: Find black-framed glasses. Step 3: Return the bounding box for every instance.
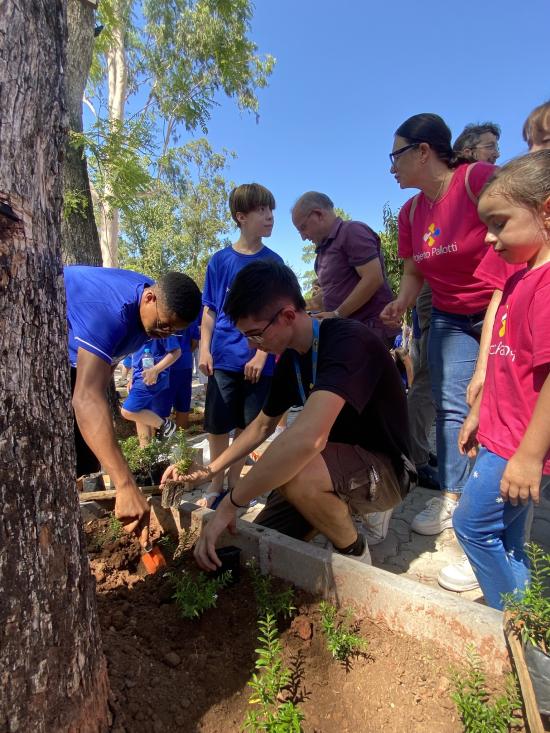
[389,143,419,165]
[154,300,181,335]
[473,142,499,152]
[241,306,287,343]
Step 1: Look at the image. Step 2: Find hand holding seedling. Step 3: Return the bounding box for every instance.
[115,480,150,547]
[160,460,212,486]
[194,495,237,571]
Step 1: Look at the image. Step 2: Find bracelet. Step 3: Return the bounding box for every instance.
[229,487,248,509]
[333,309,341,318]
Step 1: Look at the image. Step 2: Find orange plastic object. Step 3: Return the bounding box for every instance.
[140,544,167,574]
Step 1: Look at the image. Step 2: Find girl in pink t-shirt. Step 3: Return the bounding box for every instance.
[454,150,550,609]
[381,113,517,545]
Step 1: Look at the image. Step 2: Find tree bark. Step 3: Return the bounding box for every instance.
[98,0,128,268]
[0,2,110,731]
[62,0,103,266]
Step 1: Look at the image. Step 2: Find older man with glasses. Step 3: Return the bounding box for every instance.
[453,122,501,165]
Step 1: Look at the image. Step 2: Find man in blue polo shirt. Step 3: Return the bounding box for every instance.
[65,265,201,545]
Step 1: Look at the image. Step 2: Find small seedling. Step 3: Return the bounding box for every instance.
[450,645,521,733]
[157,533,178,555]
[243,612,304,732]
[100,513,124,545]
[503,542,550,653]
[319,601,367,664]
[171,569,232,619]
[167,429,196,475]
[249,560,295,619]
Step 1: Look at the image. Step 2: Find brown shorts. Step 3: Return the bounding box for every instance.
[255,442,404,541]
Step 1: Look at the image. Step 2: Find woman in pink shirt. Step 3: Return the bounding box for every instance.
[455,151,550,608]
[381,113,515,547]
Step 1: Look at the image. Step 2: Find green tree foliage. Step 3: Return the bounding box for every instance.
[379,203,401,296]
[84,0,274,267]
[118,138,235,285]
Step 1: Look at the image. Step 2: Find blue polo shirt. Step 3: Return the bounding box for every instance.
[131,336,181,383]
[202,245,283,374]
[171,319,200,372]
[65,266,153,367]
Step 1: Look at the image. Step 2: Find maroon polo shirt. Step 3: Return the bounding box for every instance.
[314,218,397,333]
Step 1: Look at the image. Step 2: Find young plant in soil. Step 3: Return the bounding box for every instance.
[171,569,232,619]
[244,612,305,733]
[319,601,368,664]
[249,560,295,619]
[450,645,521,733]
[503,542,550,653]
[119,435,166,481]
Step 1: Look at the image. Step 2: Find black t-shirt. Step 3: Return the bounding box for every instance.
[263,319,411,473]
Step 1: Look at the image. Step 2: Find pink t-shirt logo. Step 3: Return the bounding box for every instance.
[423,223,441,247]
[498,306,508,337]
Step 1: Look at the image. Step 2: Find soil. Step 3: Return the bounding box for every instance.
[86,519,524,733]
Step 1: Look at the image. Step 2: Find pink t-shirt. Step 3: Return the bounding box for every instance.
[478,262,550,474]
[398,162,508,314]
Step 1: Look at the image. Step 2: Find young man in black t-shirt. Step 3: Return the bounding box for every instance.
[162,261,413,571]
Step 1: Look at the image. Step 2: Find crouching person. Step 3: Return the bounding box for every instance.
[162,261,414,570]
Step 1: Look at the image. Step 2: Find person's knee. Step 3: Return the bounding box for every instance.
[121,407,136,421]
[282,466,330,505]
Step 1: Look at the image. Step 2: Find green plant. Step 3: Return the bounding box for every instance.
[450,645,521,733]
[249,561,295,619]
[171,569,232,619]
[119,435,165,474]
[319,601,367,663]
[503,542,550,653]
[157,533,177,554]
[243,612,304,732]
[168,429,196,474]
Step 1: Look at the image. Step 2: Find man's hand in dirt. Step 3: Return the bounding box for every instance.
[194,496,237,571]
[458,412,480,458]
[115,481,150,547]
[244,351,267,383]
[500,452,542,506]
[160,461,213,486]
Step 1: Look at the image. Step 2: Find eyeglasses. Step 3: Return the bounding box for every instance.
[153,300,181,335]
[473,142,499,152]
[241,306,287,343]
[389,143,419,165]
[295,210,314,235]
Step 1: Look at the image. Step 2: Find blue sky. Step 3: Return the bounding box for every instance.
[202,0,549,275]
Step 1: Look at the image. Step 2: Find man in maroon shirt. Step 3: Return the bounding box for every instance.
[292,191,398,346]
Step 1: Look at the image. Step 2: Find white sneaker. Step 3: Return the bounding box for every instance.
[357,509,393,546]
[329,529,372,565]
[411,495,457,535]
[438,555,480,592]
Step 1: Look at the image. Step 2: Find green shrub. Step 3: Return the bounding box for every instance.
[319,601,367,663]
[171,569,232,619]
[249,561,295,619]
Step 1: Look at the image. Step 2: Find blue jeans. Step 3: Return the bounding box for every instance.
[453,448,531,609]
[428,307,484,494]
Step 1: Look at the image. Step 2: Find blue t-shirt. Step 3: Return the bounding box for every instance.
[131,336,181,388]
[65,266,153,367]
[202,245,283,374]
[171,319,200,371]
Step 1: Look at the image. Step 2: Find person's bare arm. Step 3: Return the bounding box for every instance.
[161,409,281,484]
[194,390,346,570]
[315,259,384,320]
[466,289,502,406]
[500,370,550,506]
[73,349,149,544]
[380,258,424,328]
[199,306,215,376]
[142,348,181,385]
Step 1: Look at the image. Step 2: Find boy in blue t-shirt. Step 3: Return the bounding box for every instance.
[169,318,200,429]
[199,183,284,506]
[121,337,181,446]
[65,265,201,545]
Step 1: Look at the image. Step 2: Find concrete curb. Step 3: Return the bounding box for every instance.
[150,498,509,674]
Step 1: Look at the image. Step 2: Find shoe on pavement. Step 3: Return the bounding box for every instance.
[156,418,177,441]
[438,555,480,592]
[331,529,372,565]
[411,495,457,535]
[357,509,393,546]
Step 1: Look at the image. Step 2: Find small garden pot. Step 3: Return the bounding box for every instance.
[212,545,241,585]
[524,643,550,715]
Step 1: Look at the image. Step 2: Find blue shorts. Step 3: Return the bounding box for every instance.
[170,368,193,413]
[122,355,132,369]
[204,369,271,435]
[122,378,172,419]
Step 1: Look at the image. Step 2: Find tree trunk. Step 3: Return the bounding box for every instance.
[98,1,128,268]
[62,0,103,266]
[0,2,110,731]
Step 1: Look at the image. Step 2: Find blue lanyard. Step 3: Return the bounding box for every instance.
[293,318,320,405]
